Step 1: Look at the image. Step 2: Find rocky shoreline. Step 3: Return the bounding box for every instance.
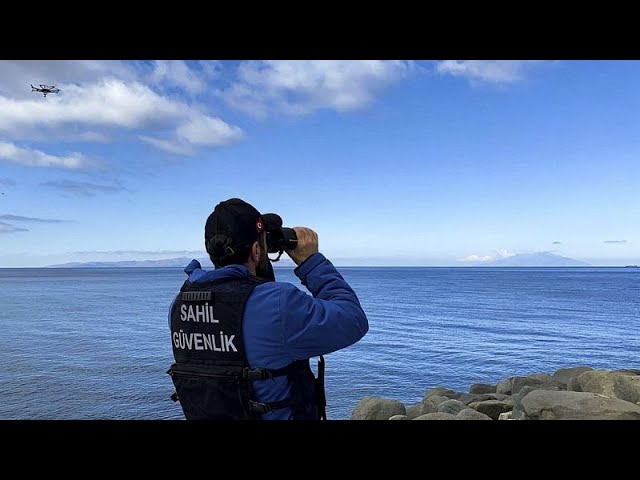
[350,366,640,420]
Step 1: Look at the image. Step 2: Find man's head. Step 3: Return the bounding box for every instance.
[204,198,270,276]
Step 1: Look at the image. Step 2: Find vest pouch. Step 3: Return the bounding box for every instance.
[168,364,252,420]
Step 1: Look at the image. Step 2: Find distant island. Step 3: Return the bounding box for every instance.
[46,257,209,268]
[45,252,593,268]
[45,256,298,268]
[480,252,591,267]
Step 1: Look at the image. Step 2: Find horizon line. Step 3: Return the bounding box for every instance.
[2,265,638,269]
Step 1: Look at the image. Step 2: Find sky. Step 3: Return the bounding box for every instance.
[0,60,638,267]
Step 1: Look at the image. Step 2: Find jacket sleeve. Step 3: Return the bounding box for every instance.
[281,253,369,360]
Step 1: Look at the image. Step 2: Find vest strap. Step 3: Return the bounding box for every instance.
[248,398,291,414]
[317,356,327,420]
[243,365,290,381]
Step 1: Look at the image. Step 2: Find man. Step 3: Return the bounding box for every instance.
[167,198,369,420]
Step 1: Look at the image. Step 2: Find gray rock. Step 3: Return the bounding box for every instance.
[568,377,582,392]
[552,366,593,387]
[457,393,499,405]
[437,399,467,415]
[420,394,450,414]
[423,387,461,400]
[578,370,640,404]
[487,393,509,401]
[351,396,406,420]
[496,377,514,395]
[456,408,492,420]
[413,412,457,420]
[388,415,408,420]
[499,374,565,395]
[498,411,513,420]
[511,386,546,420]
[615,369,640,376]
[521,390,640,420]
[469,383,496,394]
[467,400,512,420]
[511,375,566,394]
[405,403,422,420]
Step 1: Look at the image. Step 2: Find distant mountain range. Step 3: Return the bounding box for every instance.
[46,257,208,268]
[481,252,591,267]
[45,256,298,268]
[45,252,590,268]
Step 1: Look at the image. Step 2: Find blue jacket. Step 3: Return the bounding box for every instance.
[168,252,369,419]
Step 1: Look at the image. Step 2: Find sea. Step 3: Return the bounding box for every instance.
[0,266,638,420]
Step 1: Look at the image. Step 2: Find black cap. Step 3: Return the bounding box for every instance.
[204,198,265,254]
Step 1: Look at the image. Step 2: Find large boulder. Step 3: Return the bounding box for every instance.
[469,383,496,394]
[496,377,514,395]
[498,374,565,395]
[552,366,593,387]
[423,387,462,400]
[351,396,406,420]
[420,395,450,414]
[467,400,512,420]
[511,385,561,420]
[456,408,492,420]
[568,377,582,392]
[457,393,499,405]
[488,393,509,401]
[413,412,457,420]
[520,390,640,420]
[512,375,565,394]
[437,399,467,415]
[577,370,640,404]
[405,403,423,420]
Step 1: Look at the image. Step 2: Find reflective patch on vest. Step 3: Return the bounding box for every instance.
[181,291,212,301]
[172,330,237,352]
[179,303,219,323]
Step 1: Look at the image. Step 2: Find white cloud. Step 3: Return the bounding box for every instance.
[139,136,196,156]
[39,179,126,196]
[0,214,68,223]
[458,248,516,263]
[176,115,244,146]
[459,254,493,262]
[0,79,181,134]
[0,60,136,99]
[221,60,415,118]
[0,221,28,233]
[0,142,99,170]
[199,60,224,78]
[0,78,244,155]
[436,60,545,84]
[149,60,205,94]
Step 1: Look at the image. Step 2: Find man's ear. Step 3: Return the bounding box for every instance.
[250,241,260,262]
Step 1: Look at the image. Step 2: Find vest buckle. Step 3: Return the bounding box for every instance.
[248,400,272,414]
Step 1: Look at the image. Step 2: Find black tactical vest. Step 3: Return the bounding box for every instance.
[167,276,326,420]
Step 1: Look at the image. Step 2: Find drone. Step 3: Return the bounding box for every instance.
[31,84,60,97]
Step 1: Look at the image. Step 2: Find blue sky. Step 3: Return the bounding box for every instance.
[0,60,638,267]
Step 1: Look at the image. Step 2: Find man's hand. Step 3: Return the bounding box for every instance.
[285,227,319,266]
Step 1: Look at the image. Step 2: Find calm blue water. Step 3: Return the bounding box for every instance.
[1,266,638,420]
